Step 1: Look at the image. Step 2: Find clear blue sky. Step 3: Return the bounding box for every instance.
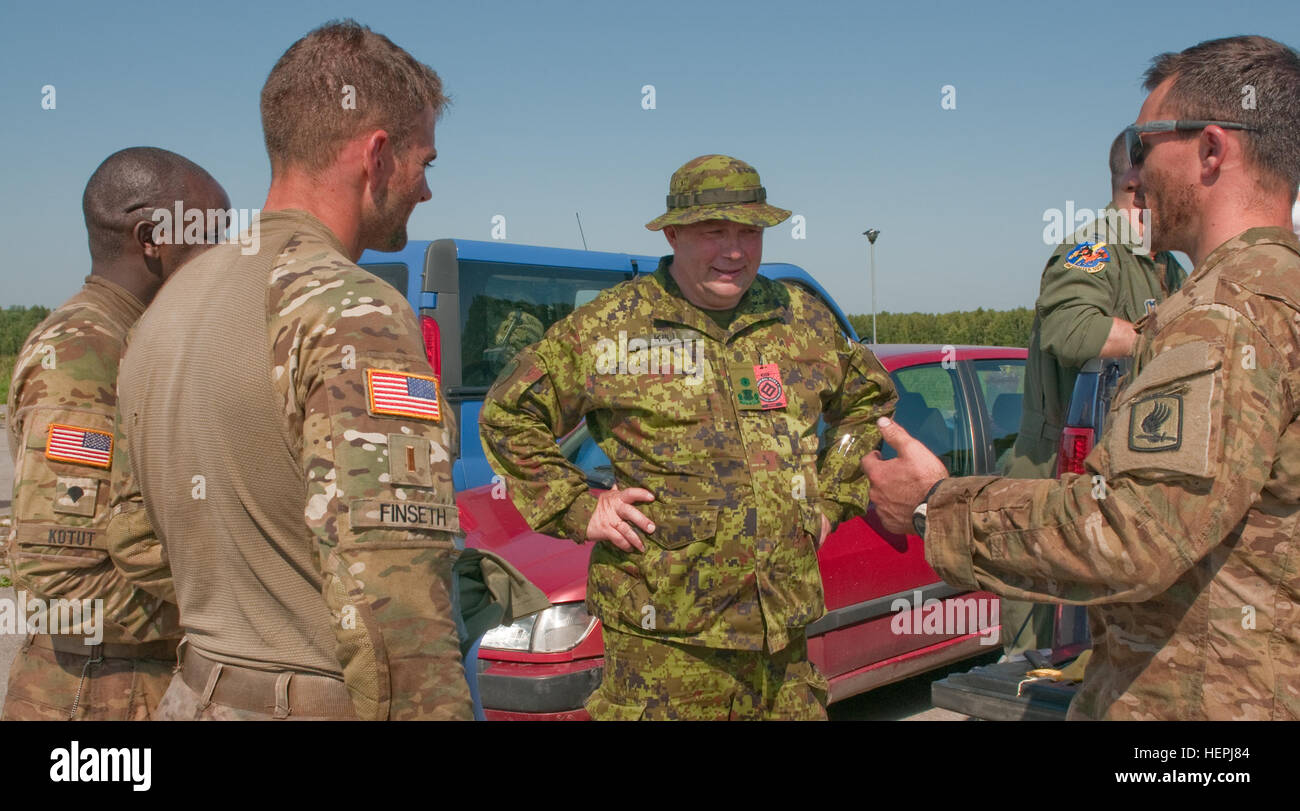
[2,0,1297,314]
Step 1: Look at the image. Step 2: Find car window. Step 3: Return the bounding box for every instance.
[361,262,409,297]
[971,359,1025,473]
[458,261,628,387]
[882,363,974,476]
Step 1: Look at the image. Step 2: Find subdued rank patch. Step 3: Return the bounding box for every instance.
[388,434,433,487]
[349,499,460,533]
[53,476,98,517]
[45,424,113,468]
[1063,242,1110,273]
[730,366,762,410]
[1128,393,1182,452]
[365,368,441,421]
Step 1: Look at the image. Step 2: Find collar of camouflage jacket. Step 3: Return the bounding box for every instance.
[256,208,350,259]
[82,274,147,324]
[1189,226,1300,287]
[650,255,793,343]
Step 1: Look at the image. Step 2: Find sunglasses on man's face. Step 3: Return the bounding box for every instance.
[1124,120,1258,169]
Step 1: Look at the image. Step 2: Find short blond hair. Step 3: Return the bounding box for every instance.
[260,19,447,172]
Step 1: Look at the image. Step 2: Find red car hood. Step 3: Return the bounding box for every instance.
[458,484,592,604]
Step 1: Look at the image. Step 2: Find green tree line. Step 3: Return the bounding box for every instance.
[848,307,1033,348]
[1,306,51,405]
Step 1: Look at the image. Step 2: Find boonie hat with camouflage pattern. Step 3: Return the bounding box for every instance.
[645,154,791,231]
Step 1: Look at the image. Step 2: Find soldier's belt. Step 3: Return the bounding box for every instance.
[29,634,178,661]
[180,644,357,719]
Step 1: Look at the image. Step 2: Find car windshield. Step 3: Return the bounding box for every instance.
[459,260,631,387]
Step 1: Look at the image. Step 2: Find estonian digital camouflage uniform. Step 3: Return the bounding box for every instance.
[106,209,472,720]
[3,276,179,721]
[481,155,897,720]
[926,227,1300,720]
[1001,206,1185,654]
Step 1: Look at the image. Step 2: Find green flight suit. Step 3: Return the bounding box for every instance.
[1001,205,1185,654]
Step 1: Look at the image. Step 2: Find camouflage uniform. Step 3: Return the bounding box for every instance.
[3,276,178,721]
[1007,207,1187,479]
[1001,207,1185,654]
[926,227,1300,720]
[106,209,471,720]
[481,155,897,720]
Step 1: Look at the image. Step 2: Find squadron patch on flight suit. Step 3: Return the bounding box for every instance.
[1063,242,1110,273]
[45,424,113,469]
[365,368,441,422]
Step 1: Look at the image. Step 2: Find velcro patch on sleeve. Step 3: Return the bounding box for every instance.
[13,523,102,549]
[45,424,113,469]
[349,499,460,533]
[365,368,441,422]
[1108,341,1219,478]
[53,476,99,517]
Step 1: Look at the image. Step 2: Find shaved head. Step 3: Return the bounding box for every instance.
[82,147,225,262]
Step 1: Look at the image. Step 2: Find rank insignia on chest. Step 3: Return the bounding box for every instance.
[1128,392,1182,452]
[731,363,787,410]
[1063,241,1110,273]
[45,424,113,469]
[366,368,441,421]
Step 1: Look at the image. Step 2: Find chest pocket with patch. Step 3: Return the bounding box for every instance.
[1105,340,1223,480]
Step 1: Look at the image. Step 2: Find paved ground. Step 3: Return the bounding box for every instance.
[0,409,977,720]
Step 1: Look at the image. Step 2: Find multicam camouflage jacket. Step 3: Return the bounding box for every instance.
[5,276,176,643]
[481,258,897,652]
[106,209,470,720]
[927,227,1300,720]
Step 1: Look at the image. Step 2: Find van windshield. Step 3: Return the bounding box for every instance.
[459,260,632,387]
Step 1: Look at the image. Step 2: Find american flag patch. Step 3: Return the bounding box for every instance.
[366,368,441,422]
[46,424,113,469]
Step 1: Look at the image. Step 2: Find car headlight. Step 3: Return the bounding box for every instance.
[479,603,597,653]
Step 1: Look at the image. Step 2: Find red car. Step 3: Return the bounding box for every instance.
[459,344,1028,720]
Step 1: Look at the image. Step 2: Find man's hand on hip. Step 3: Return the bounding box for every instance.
[860,417,948,535]
[587,485,655,552]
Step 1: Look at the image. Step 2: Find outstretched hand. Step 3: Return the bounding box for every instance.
[861,417,948,535]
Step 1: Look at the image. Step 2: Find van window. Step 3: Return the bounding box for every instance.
[459,261,629,387]
[361,263,409,297]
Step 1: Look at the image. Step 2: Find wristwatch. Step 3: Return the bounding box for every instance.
[911,479,946,537]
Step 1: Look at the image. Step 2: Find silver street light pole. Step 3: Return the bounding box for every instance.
[864,229,880,344]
